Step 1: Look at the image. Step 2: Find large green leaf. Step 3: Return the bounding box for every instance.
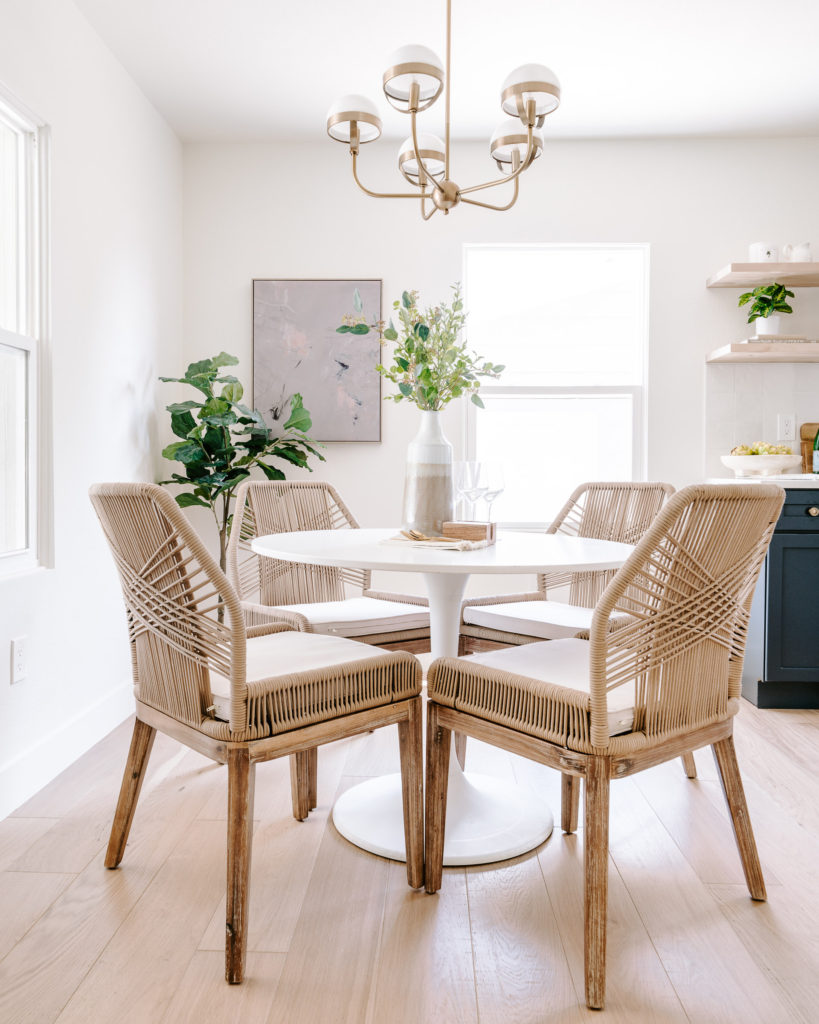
[166,400,202,413]
[170,409,196,439]
[175,493,211,509]
[185,358,214,378]
[257,461,286,481]
[351,323,370,335]
[221,380,243,403]
[211,352,239,368]
[284,395,312,432]
[161,440,190,460]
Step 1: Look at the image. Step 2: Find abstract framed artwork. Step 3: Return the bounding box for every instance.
[252,278,382,442]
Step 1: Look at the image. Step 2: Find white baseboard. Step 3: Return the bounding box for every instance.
[0,680,133,820]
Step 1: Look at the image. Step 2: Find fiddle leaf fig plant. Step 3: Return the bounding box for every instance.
[159,352,323,570]
[738,282,795,323]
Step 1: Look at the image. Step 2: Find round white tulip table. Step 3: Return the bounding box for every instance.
[251,528,633,866]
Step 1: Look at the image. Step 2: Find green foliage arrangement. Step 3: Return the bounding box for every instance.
[337,283,503,410]
[738,282,795,323]
[159,352,323,569]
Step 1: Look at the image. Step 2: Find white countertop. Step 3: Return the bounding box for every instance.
[706,474,819,488]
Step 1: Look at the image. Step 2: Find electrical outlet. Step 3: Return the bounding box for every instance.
[777,412,796,441]
[11,636,27,683]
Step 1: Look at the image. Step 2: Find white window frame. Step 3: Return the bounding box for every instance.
[0,84,50,576]
[463,243,649,529]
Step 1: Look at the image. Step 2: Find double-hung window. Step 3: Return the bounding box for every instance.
[0,89,47,574]
[463,243,648,528]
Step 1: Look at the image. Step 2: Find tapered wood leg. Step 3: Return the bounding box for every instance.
[712,736,766,900]
[454,732,467,771]
[289,751,310,821]
[561,772,580,834]
[307,746,318,811]
[397,696,424,889]
[681,752,697,778]
[105,718,156,869]
[226,748,256,984]
[424,702,452,894]
[584,755,610,1010]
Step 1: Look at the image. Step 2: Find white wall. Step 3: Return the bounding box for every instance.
[0,0,184,817]
[182,135,819,585]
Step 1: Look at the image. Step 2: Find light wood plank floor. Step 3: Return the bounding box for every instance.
[1,695,817,1023]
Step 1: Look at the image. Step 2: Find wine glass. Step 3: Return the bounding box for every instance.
[454,461,486,520]
[479,462,504,522]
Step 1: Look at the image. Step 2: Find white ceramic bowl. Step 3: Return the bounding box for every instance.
[720,454,802,477]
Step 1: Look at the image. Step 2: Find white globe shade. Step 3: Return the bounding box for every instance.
[383,45,444,111]
[500,63,561,119]
[489,119,544,167]
[326,94,382,143]
[398,133,446,182]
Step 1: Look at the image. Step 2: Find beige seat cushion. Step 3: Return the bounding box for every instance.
[274,596,429,636]
[209,630,391,722]
[462,639,636,737]
[462,600,631,641]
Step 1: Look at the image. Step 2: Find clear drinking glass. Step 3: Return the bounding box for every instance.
[479,462,505,522]
[455,460,486,521]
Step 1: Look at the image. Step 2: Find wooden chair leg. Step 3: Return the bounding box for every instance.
[289,751,310,821]
[561,772,580,834]
[424,701,452,895]
[454,731,467,771]
[307,746,318,810]
[681,751,697,778]
[397,696,424,889]
[584,755,610,1010]
[226,748,256,984]
[712,735,766,901]
[105,717,156,869]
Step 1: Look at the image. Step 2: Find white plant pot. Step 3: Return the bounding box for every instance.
[402,411,455,535]
[754,315,781,337]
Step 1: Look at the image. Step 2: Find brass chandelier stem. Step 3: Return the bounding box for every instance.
[351,149,420,199]
[445,0,452,181]
[461,175,520,211]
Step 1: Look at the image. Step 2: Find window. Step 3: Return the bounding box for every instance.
[464,244,648,527]
[0,88,47,574]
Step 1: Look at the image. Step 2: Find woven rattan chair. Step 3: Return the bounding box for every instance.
[227,480,430,651]
[90,483,423,985]
[459,481,675,654]
[425,483,784,1010]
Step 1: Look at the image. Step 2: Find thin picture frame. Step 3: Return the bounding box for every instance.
[252,278,382,443]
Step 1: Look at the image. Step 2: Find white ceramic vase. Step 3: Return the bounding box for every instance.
[402,411,455,535]
[755,314,781,337]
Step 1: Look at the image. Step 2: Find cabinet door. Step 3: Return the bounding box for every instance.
[765,532,819,683]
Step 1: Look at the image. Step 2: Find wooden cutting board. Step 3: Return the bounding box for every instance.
[800,422,819,472]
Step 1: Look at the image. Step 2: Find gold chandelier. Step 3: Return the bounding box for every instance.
[325,0,560,219]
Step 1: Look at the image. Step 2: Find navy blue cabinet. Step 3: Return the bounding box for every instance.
[742,487,819,708]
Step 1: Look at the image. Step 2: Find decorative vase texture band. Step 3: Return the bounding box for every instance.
[402,411,455,534]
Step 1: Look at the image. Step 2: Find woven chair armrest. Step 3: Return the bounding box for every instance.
[239,600,311,632]
[460,591,545,609]
[246,622,297,639]
[363,589,429,607]
[573,612,637,641]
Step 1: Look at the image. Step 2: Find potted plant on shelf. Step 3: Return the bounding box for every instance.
[738,282,795,337]
[337,284,503,533]
[159,352,323,574]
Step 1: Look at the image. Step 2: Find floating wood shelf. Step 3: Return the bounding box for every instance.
[706,262,819,288]
[707,342,819,363]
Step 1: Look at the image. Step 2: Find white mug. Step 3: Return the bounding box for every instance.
[748,242,779,262]
[783,242,811,262]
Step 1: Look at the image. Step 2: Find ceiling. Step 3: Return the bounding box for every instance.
[73,0,819,144]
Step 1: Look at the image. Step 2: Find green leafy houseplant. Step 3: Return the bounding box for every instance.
[159,352,323,571]
[337,283,503,409]
[738,282,795,323]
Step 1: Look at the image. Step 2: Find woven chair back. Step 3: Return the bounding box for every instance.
[588,483,784,750]
[228,481,370,611]
[542,481,675,606]
[90,483,246,729]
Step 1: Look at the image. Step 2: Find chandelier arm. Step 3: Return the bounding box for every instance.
[457,130,534,196]
[460,175,520,211]
[351,151,421,199]
[410,110,445,199]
